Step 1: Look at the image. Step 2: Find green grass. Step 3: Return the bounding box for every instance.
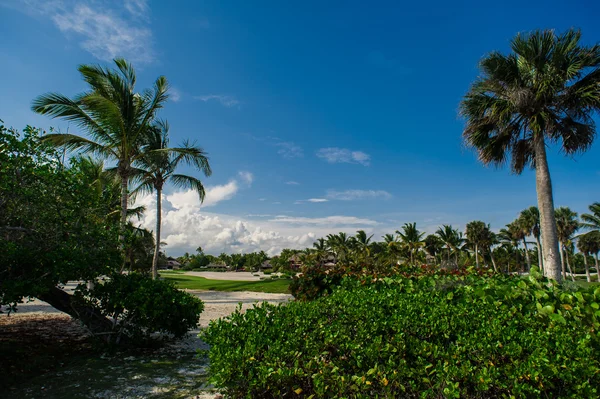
[161,273,291,294]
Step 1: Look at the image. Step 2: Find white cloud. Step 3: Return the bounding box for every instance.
[258,198,267,201]
[124,0,149,20]
[316,147,371,166]
[294,198,329,204]
[170,88,182,102]
[135,191,379,256]
[11,0,156,63]
[194,94,240,108]
[274,141,303,159]
[200,181,239,208]
[269,215,378,226]
[238,171,254,185]
[326,189,392,201]
[285,181,300,185]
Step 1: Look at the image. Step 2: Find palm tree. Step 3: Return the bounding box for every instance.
[482,231,499,272]
[555,207,579,281]
[131,121,211,279]
[520,207,543,274]
[354,230,373,256]
[312,238,330,266]
[581,203,600,232]
[514,216,533,271]
[396,223,424,265]
[32,58,169,242]
[326,232,352,263]
[460,29,600,282]
[424,234,444,266]
[465,221,488,268]
[436,225,464,266]
[498,222,523,273]
[577,232,597,283]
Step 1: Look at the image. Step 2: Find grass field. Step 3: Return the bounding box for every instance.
[160,273,291,294]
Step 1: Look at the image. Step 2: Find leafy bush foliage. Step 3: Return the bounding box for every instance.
[76,273,204,343]
[291,264,492,301]
[0,124,121,310]
[204,269,600,398]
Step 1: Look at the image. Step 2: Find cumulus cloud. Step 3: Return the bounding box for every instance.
[135,191,378,256]
[316,147,371,166]
[326,189,392,201]
[194,94,240,108]
[8,0,156,63]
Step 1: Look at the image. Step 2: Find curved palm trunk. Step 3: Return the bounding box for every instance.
[489,247,498,272]
[533,134,562,281]
[584,253,591,283]
[565,251,575,282]
[152,188,162,280]
[475,244,479,268]
[596,253,600,283]
[522,238,531,272]
[559,244,566,280]
[535,235,544,275]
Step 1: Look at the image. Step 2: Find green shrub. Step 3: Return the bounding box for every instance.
[77,273,204,344]
[204,270,600,398]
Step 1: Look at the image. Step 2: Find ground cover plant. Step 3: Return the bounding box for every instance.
[204,268,600,398]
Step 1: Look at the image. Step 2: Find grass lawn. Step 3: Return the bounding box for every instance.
[161,273,291,294]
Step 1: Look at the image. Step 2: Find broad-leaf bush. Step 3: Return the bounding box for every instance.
[204,269,600,398]
[76,273,204,344]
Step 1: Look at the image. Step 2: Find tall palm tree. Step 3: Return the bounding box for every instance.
[520,207,543,274]
[581,203,600,232]
[131,121,211,279]
[326,232,352,263]
[436,225,464,265]
[31,58,169,242]
[460,29,600,282]
[555,207,579,281]
[396,223,425,265]
[465,220,488,268]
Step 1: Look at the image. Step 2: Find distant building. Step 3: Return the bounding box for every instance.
[166,258,181,269]
[261,260,273,270]
[289,254,303,270]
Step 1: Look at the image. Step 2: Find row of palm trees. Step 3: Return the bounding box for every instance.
[32,59,212,279]
[301,202,600,282]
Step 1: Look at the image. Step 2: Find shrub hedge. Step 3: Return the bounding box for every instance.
[204,269,600,398]
[77,273,204,344]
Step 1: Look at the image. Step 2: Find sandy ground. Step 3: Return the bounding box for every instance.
[2,289,292,325]
[1,287,292,398]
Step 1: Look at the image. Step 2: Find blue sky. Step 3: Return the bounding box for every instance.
[1,0,599,255]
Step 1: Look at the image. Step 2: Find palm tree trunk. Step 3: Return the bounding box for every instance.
[489,247,498,272]
[120,174,128,242]
[565,250,575,282]
[535,235,544,275]
[559,244,566,280]
[522,238,531,272]
[596,253,600,283]
[533,134,562,281]
[584,253,591,283]
[475,244,479,268]
[152,187,162,280]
